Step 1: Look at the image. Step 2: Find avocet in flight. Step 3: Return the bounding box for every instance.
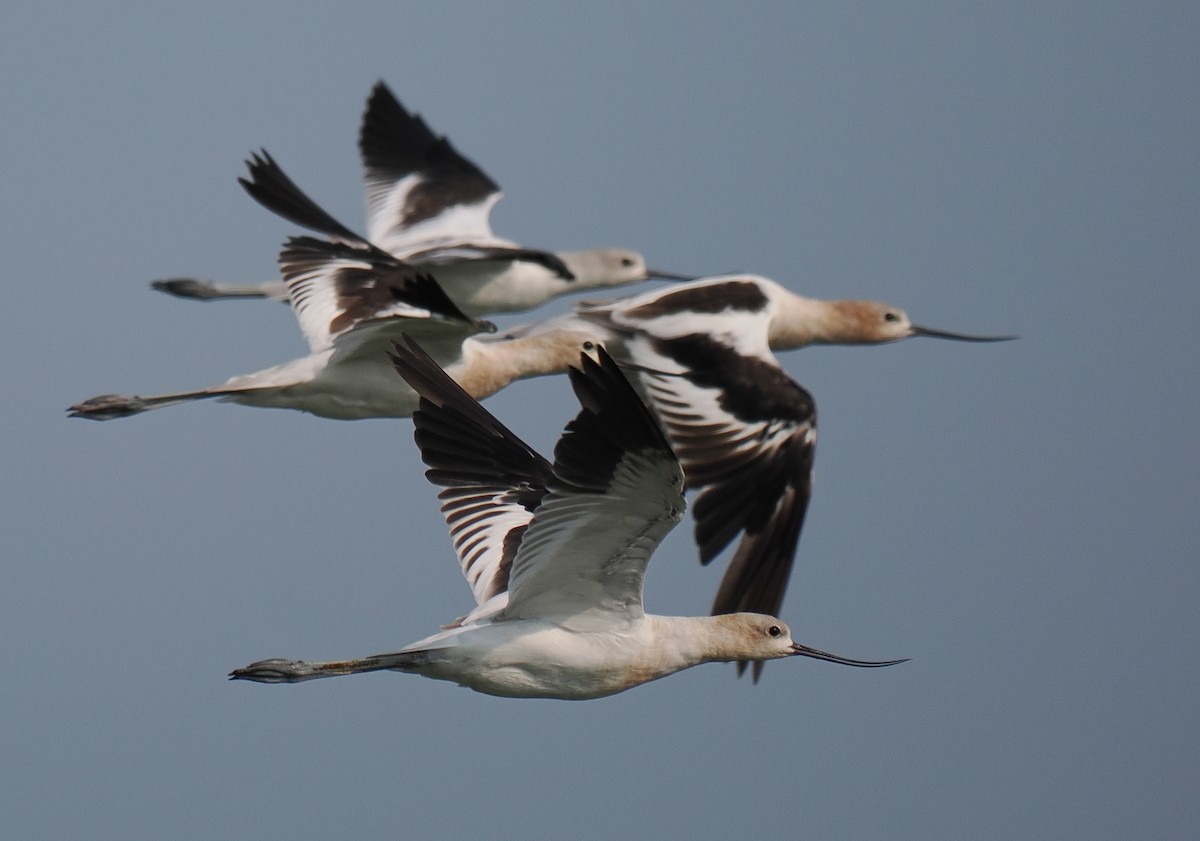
[69,235,604,421]
[229,339,903,698]
[499,275,1013,675]
[154,82,690,316]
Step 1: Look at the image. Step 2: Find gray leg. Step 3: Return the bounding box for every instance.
[229,652,417,684]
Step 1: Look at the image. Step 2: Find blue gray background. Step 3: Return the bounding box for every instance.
[4,4,1197,839]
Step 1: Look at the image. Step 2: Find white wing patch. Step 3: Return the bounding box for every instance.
[437,485,534,607]
[369,188,503,258]
[502,450,684,627]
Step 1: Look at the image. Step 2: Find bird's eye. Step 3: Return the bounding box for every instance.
[884,312,899,322]
[583,341,596,351]
[767,625,782,637]
[620,257,635,267]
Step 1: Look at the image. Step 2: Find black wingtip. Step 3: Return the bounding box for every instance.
[389,334,475,412]
[278,236,477,328]
[390,335,545,490]
[555,346,680,494]
[358,80,499,200]
[239,149,363,243]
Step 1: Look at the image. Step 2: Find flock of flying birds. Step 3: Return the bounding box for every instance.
[70,81,1013,699]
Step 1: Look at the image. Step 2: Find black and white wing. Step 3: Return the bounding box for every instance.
[358,81,501,255]
[391,336,552,621]
[278,236,481,354]
[393,337,684,630]
[628,332,817,624]
[578,279,818,622]
[579,280,816,628]
[624,330,816,681]
[501,349,685,628]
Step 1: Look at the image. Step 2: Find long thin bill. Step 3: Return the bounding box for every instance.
[912,325,1018,342]
[646,269,697,281]
[789,642,909,668]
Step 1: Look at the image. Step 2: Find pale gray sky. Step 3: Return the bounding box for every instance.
[4,3,1198,839]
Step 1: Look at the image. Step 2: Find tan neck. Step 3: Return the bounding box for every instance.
[646,615,750,667]
[767,291,837,349]
[455,335,578,401]
[768,294,877,348]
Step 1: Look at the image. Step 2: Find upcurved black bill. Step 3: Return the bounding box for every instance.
[911,325,1018,342]
[646,269,697,281]
[789,642,908,668]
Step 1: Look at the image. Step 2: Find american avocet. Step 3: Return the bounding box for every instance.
[153,81,690,315]
[579,274,1017,350]
[69,236,604,421]
[229,340,903,698]
[500,275,1011,675]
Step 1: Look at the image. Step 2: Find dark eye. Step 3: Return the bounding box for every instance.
[583,341,596,351]
[620,257,635,267]
[884,312,899,322]
[767,625,782,638]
